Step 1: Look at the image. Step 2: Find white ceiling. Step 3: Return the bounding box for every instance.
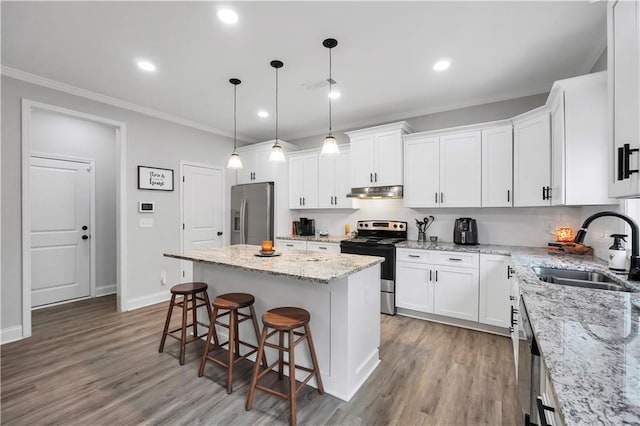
[2,1,606,143]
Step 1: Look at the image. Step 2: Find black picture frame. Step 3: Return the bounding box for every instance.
[137,166,174,191]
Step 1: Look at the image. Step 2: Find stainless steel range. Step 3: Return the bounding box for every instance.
[340,220,407,315]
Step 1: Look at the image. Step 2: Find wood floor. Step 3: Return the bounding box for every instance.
[1,295,520,425]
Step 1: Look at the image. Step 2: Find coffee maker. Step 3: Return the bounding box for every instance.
[453,218,478,245]
[294,218,316,236]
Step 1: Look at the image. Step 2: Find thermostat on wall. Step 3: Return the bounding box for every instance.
[138,201,155,213]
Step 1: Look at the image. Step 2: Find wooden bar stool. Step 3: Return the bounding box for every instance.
[158,282,213,365]
[198,292,267,394]
[246,307,324,426]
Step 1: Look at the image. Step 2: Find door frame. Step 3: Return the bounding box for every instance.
[21,99,128,339]
[179,161,225,280]
[29,153,97,304]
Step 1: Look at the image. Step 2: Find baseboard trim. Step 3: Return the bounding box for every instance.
[0,326,24,345]
[127,290,171,311]
[95,284,117,297]
[396,308,510,337]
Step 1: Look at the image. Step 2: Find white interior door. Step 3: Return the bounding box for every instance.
[182,164,223,281]
[30,156,92,307]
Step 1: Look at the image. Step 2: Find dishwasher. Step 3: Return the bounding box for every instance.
[517,299,541,425]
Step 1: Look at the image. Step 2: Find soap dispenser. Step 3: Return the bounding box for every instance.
[609,234,627,271]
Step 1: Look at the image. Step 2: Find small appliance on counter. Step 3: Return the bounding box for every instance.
[609,234,627,271]
[293,218,315,236]
[453,218,478,245]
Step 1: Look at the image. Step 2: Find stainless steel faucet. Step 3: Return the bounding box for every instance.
[574,211,640,281]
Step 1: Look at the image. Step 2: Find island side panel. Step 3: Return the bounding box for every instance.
[194,262,337,394]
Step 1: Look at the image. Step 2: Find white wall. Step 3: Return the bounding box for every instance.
[1,75,235,334]
[31,109,118,293]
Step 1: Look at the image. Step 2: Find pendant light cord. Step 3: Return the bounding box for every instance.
[328,46,332,134]
[275,66,279,143]
[233,84,237,151]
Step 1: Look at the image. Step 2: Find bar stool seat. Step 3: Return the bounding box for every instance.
[158,282,212,365]
[246,307,324,426]
[198,292,267,394]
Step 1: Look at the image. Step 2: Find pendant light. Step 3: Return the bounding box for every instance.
[321,38,340,156]
[227,78,243,169]
[269,60,286,163]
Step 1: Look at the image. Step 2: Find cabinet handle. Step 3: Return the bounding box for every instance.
[429,270,432,281]
[370,173,373,183]
[286,244,294,247]
[510,306,519,327]
[448,258,462,261]
[624,143,639,179]
[546,186,552,199]
[440,192,443,203]
[435,192,438,204]
[507,189,510,203]
[299,197,302,206]
[303,197,305,206]
[510,295,516,301]
[542,186,546,200]
[319,246,327,250]
[435,270,438,282]
[408,254,421,258]
[374,172,377,182]
[507,265,515,279]
[536,397,555,426]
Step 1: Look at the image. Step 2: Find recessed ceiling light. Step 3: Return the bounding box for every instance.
[137,60,156,72]
[218,9,238,24]
[328,91,341,99]
[433,59,451,72]
[257,110,269,118]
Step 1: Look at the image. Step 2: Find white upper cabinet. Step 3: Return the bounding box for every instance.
[289,152,318,209]
[318,148,353,209]
[236,140,295,185]
[513,109,551,207]
[482,125,513,207]
[439,131,481,207]
[548,72,612,206]
[404,136,440,207]
[346,121,413,188]
[608,1,640,198]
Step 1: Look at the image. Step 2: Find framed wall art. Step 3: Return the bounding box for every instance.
[137,166,174,191]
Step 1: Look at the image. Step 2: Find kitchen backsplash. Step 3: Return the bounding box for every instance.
[289,200,625,260]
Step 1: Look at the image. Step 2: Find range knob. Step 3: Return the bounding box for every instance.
[393,224,398,229]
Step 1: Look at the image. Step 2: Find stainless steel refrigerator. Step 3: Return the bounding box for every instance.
[230,182,274,245]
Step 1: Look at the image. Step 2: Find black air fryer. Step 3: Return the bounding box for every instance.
[453,218,478,245]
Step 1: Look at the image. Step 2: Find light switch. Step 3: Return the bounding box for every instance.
[139,218,153,228]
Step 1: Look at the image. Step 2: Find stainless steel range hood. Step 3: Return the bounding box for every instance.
[346,186,403,199]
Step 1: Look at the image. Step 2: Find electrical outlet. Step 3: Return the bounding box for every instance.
[160,271,166,285]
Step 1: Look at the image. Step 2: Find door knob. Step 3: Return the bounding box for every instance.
[82,235,89,240]
[82,225,88,230]
[217,231,223,236]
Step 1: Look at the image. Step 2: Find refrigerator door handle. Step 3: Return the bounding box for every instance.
[240,198,247,244]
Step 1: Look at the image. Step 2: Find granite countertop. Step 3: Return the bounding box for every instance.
[398,241,640,424]
[164,244,383,284]
[276,235,350,244]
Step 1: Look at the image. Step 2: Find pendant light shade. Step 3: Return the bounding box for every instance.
[269,60,286,163]
[321,38,340,156]
[227,78,243,169]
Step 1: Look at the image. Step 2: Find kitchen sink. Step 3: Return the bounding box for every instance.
[531,266,633,292]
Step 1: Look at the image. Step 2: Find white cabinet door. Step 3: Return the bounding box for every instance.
[609,0,640,198]
[374,130,403,186]
[550,92,566,206]
[302,154,319,208]
[439,131,481,207]
[334,150,353,208]
[403,137,440,208]
[350,134,375,187]
[254,148,276,183]
[396,262,434,313]
[434,265,479,321]
[307,241,340,253]
[236,151,256,184]
[318,154,335,208]
[511,276,520,376]
[479,254,511,328]
[481,126,513,207]
[289,155,305,209]
[275,239,307,250]
[513,112,551,207]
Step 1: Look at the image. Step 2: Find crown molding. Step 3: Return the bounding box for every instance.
[1,66,257,143]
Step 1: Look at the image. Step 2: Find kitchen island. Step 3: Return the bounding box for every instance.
[165,244,383,402]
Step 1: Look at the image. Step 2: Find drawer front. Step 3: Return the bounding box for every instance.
[307,242,340,253]
[275,239,307,250]
[431,251,479,268]
[396,249,430,263]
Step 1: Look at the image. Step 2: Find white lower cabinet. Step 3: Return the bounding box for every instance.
[539,362,564,426]
[479,254,513,328]
[396,249,480,322]
[275,239,307,250]
[511,275,521,376]
[274,239,340,253]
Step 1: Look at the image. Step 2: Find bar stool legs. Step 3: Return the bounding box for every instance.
[246,307,324,426]
[158,282,212,365]
[198,293,267,394]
